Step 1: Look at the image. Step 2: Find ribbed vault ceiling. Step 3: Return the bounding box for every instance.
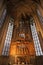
[5,0,43,18]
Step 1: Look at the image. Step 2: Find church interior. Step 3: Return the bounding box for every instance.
[0,0,43,65]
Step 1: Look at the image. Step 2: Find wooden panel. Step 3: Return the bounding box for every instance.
[10,42,35,56]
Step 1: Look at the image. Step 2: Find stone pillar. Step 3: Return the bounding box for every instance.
[0,8,7,28]
[2,18,14,56]
[30,18,43,56]
[37,9,43,24]
[0,0,4,9]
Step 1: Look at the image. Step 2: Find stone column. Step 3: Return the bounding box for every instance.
[0,8,7,28]
[37,9,43,24]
